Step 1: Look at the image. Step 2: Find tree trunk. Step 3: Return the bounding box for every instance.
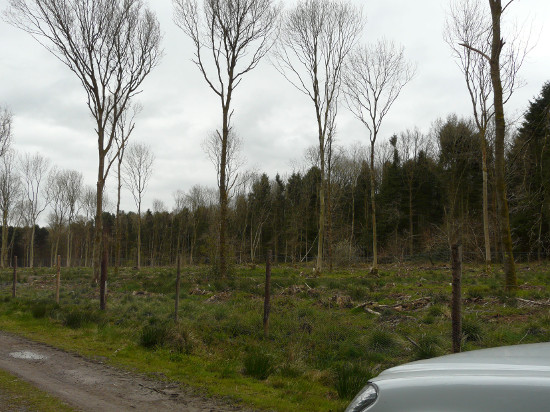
[12,255,17,298]
[137,204,141,270]
[115,159,122,275]
[100,233,107,310]
[94,127,106,284]
[370,142,378,273]
[316,140,325,274]
[1,209,8,268]
[451,243,462,353]
[175,254,181,322]
[409,184,414,256]
[481,131,492,270]
[29,225,35,269]
[219,106,229,278]
[489,0,517,292]
[350,189,355,263]
[66,221,71,268]
[263,250,272,338]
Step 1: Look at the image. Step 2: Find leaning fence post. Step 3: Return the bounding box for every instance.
[263,250,272,338]
[56,255,61,304]
[175,254,181,322]
[12,256,17,298]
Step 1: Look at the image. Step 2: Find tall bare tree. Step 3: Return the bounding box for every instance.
[19,152,50,268]
[343,39,415,274]
[274,0,363,273]
[445,0,525,271]
[114,103,140,274]
[63,169,83,267]
[0,150,21,268]
[458,0,521,291]
[6,0,162,281]
[123,142,154,270]
[174,0,280,278]
[47,168,69,265]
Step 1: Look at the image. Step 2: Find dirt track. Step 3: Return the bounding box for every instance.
[0,331,252,412]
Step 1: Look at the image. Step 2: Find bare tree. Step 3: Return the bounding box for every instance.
[123,142,154,270]
[445,0,526,272]
[458,0,522,291]
[343,39,415,274]
[81,185,96,268]
[19,152,50,268]
[273,0,363,273]
[47,168,69,265]
[114,103,140,273]
[63,170,83,267]
[0,106,13,157]
[174,0,280,278]
[6,0,162,281]
[0,149,22,268]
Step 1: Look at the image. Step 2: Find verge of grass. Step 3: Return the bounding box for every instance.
[0,367,75,412]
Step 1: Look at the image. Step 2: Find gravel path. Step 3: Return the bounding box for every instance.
[0,331,253,412]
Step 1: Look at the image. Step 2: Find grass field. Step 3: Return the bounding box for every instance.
[0,262,549,411]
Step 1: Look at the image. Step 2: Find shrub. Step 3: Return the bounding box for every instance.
[414,334,441,360]
[243,348,274,380]
[334,363,372,400]
[462,317,483,342]
[167,323,195,355]
[30,300,56,319]
[368,330,397,353]
[139,323,169,349]
[62,307,102,329]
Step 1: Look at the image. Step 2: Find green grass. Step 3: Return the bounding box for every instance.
[0,368,75,411]
[0,263,549,411]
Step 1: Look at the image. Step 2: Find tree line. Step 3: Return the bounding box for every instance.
[0,81,548,270]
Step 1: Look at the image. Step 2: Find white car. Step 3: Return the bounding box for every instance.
[345,342,550,412]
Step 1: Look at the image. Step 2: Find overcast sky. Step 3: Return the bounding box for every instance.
[0,0,548,218]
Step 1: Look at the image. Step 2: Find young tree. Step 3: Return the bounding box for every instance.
[114,104,140,273]
[63,170,83,267]
[343,39,415,274]
[19,152,50,268]
[174,0,280,278]
[6,0,162,282]
[47,168,69,265]
[274,0,363,273]
[123,142,154,270]
[0,150,21,268]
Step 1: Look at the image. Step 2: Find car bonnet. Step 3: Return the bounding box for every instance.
[372,342,550,382]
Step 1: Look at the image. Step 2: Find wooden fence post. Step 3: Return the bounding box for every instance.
[175,254,181,322]
[56,255,61,304]
[12,256,17,298]
[263,250,272,338]
[451,243,462,353]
